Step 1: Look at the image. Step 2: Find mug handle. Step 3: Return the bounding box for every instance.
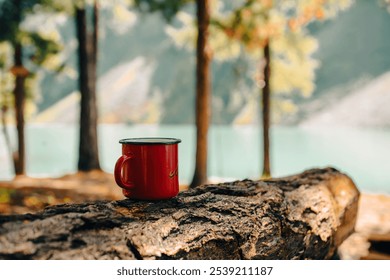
[114,155,134,189]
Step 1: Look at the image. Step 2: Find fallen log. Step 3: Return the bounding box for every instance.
[0,168,359,260]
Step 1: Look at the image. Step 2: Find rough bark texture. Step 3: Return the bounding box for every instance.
[0,168,359,260]
[190,0,211,188]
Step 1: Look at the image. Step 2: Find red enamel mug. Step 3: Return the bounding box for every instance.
[114,137,181,200]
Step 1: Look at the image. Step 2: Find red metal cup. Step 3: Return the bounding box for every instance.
[114,137,181,200]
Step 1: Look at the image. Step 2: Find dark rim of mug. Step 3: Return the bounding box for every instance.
[119,137,181,145]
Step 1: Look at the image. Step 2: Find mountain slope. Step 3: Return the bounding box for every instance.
[301,71,390,127]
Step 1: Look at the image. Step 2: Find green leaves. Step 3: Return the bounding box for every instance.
[26,32,63,69]
[0,0,66,119]
[0,42,14,109]
[0,0,64,67]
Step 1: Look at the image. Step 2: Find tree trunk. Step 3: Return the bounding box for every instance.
[92,1,99,64]
[90,0,99,99]
[12,43,26,176]
[261,42,271,178]
[0,168,359,260]
[190,0,211,188]
[76,6,100,171]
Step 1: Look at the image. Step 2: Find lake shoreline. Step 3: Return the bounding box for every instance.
[1,125,390,193]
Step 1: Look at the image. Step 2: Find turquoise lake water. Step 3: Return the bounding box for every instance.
[0,124,389,194]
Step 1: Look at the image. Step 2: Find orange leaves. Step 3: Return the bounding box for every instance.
[241,8,253,19]
[288,19,299,32]
[262,0,274,9]
[215,0,352,56]
[288,2,326,32]
[302,3,326,21]
[224,27,235,39]
[10,65,29,77]
[219,0,354,46]
[315,8,325,20]
[223,17,281,53]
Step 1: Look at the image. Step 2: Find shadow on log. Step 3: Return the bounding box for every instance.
[0,168,359,260]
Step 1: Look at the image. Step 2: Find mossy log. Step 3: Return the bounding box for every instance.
[0,168,359,260]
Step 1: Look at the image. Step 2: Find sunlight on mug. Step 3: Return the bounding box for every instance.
[114,137,181,200]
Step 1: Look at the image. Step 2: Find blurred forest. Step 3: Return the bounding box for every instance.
[1,1,388,125]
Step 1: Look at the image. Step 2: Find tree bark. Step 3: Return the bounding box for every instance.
[89,0,99,104]
[261,42,271,178]
[0,168,359,260]
[92,1,99,65]
[76,6,100,171]
[190,0,211,188]
[12,43,26,175]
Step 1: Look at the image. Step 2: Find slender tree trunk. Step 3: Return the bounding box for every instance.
[261,42,271,178]
[190,0,211,188]
[76,4,100,171]
[90,0,98,90]
[13,43,26,176]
